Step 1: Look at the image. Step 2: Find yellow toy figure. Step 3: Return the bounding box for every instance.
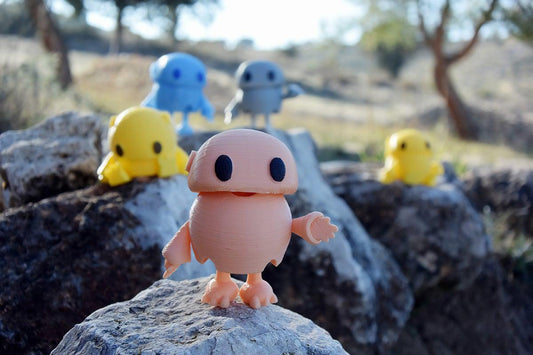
[97,106,188,186]
[379,129,443,186]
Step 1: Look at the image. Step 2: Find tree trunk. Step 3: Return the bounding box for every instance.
[168,4,179,46]
[433,59,474,139]
[25,0,72,89]
[110,6,124,54]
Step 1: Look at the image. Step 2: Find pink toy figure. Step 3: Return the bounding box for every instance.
[162,129,337,309]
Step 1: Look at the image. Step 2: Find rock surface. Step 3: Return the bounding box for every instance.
[52,277,348,355]
[0,176,214,354]
[324,164,490,293]
[462,167,533,238]
[0,112,105,209]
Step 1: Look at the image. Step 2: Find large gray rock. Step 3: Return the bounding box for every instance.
[462,167,533,238]
[0,176,214,354]
[52,277,348,355]
[0,112,105,209]
[324,163,491,293]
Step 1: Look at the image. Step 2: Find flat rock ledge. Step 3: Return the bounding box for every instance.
[52,277,348,355]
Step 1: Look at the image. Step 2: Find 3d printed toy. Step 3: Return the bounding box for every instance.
[142,52,214,136]
[162,129,337,309]
[97,106,188,186]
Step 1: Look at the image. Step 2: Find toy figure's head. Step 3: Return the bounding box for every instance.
[186,129,298,194]
[149,53,207,88]
[385,129,434,160]
[108,106,176,161]
[235,60,285,89]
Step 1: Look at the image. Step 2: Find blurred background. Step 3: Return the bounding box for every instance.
[1,0,533,259]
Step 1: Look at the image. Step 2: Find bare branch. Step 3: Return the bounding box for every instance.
[416,0,434,48]
[447,0,498,64]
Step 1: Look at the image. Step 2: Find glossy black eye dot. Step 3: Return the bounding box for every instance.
[425,141,431,149]
[173,68,181,79]
[153,141,162,154]
[116,144,124,156]
[267,70,275,81]
[243,71,252,82]
[400,142,407,150]
[269,157,285,182]
[215,155,232,181]
[197,71,204,82]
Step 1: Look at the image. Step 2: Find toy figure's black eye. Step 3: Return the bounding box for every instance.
[400,142,407,150]
[116,144,124,156]
[425,141,431,149]
[153,141,162,154]
[270,157,285,182]
[267,70,275,81]
[215,155,232,181]
[244,71,252,82]
[197,72,204,82]
[173,69,181,79]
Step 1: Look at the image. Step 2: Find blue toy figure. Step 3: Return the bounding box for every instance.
[142,53,214,136]
[224,60,304,129]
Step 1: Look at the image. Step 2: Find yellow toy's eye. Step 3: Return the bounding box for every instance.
[153,141,162,154]
[400,142,407,150]
[425,141,431,149]
[116,144,124,156]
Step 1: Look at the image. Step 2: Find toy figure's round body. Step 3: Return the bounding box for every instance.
[142,52,214,136]
[190,192,291,274]
[240,87,282,115]
[379,128,443,186]
[97,106,188,186]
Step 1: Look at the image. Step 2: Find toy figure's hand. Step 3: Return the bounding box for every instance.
[283,83,304,99]
[291,211,338,245]
[161,222,192,278]
[308,212,337,243]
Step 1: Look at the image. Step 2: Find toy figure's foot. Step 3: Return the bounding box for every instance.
[239,273,278,309]
[177,123,194,136]
[201,272,239,308]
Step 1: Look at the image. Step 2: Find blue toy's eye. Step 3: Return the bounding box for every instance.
[244,71,252,82]
[269,157,285,182]
[215,155,232,181]
[197,72,204,82]
[116,144,124,156]
[267,70,275,81]
[173,69,181,79]
[153,141,162,154]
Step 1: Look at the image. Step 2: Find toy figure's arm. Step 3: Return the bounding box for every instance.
[224,91,243,124]
[141,89,156,108]
[97,153,131,186]
[282,83,304,99]
[175,146,189,175]
[200,96,214,122]
[424,161,444,186]
[291,212,338,245]
[379,160,400,184]
[162,221,192,278]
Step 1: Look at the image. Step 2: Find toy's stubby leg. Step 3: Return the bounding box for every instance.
[264,113,271,129]
[239,273,278,309]
[177,112,194,136]
[250,114,257,128]
[201,271,239,308]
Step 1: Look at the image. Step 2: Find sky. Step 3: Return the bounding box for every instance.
[52,0,363,50]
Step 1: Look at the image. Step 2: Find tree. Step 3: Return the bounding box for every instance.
[503,0,533,42]
[416,0,498,138]
[359,0,499,138]
[24,0,72,89]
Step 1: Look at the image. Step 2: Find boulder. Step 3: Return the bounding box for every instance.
[0,112,105,210]
[323,162,491,293]
[52,277,348,355]
[462,167,533,238]
[0,176,215,354]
